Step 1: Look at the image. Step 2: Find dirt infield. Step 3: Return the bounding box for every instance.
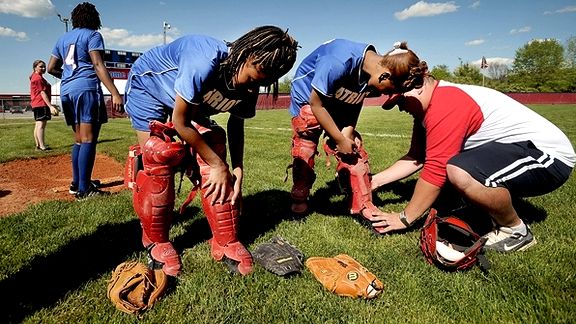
[0,154,126,217]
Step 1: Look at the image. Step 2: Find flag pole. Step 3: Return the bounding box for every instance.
[481,56,488,87]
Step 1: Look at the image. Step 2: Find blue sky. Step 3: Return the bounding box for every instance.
[1,0,575,93]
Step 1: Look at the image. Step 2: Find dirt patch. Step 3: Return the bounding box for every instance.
[0,154,126,217]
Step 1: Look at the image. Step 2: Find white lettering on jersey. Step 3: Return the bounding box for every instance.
[203,89,242,112]
[334,87,367,105]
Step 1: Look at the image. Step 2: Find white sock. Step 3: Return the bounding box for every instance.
[509,221,527,235]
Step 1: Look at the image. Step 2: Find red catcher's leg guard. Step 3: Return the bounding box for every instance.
[196,126,253,275]
[290,108,321,214]
[334,145,384,221]
[133,121,187,277]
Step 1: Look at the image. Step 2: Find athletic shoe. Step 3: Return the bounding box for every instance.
[75,185,110,200]
[483,225,536,253]
[69,180,101,194]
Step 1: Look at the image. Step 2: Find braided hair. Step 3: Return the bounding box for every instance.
[222,26,299,98]
[71,2,102,30]
[380,42,428,93]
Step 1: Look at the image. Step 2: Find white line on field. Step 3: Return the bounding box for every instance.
[244,126,409,138]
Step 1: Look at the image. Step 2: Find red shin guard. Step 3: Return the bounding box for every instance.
[290,115,320,212]
[333,146,383,221]
[132,121,187,276]
[196,127,253,275]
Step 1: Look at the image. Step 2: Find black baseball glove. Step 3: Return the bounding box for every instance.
[252,236,305,276]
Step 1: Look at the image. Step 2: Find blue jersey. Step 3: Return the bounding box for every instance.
[126,35,257,122]
[51,28,104,95]
[289,39,375,117]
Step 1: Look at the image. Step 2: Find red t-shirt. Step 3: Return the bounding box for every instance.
[30,73,51,108]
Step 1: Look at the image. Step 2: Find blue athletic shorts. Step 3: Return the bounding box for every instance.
[60,89,107,126]
[448,141,573,197]
[125,77,171,132]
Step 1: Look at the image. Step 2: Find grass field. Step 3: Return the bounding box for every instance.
[0,105,575,323]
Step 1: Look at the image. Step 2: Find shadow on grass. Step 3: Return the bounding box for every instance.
[0,204,205,323]
[0,219,144,323]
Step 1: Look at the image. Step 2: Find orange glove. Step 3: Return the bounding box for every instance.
[305,254,383,299]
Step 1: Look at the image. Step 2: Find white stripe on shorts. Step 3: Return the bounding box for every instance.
[484,152,554,187]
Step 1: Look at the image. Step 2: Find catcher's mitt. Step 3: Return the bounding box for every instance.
[107,261,168,315]
[252,236,305,276]
[305,254,383,299]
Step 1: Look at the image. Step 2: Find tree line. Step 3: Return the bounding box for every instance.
[277,36,576,93]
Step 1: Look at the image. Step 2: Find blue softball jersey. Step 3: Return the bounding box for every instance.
[125,35,257,128]
[51,28,105,95]
[289,39,375,117]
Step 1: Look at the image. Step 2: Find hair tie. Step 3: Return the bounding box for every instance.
[387,41,408,56]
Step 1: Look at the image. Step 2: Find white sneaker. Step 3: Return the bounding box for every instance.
[483,225,536,253]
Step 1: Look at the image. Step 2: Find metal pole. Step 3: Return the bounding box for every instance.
[57,14,69,32]
[163,21,170,45]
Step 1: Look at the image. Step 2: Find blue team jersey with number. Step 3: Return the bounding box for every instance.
[289,39,375,117]
[51,28,104,95]
[126,35,257,120]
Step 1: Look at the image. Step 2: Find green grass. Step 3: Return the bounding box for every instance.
[0,105,575,323]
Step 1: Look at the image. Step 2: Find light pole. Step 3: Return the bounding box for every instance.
[57,13,69,32]
[163,21,171,45]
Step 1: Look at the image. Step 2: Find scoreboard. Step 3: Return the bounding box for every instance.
[103,49,142,80]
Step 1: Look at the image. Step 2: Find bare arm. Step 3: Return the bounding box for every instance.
[39,90,58,114]
[89,50,123,113]
[309,89,356,154]
[47,56,62,79]
[371,178,440,234]
[172,95,230,204]
[372,121,425,190]
[227,115,245,205]
[371,157,423,190]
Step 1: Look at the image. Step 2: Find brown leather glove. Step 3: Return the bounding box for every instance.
[306,254,383,299]
[107,261,168,315]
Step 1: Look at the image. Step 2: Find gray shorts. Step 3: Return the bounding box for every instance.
[447,141,572,197]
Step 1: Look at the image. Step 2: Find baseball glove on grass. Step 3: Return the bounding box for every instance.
[252,236,305,276]
[107,261,168,315]
[306,254,383,299]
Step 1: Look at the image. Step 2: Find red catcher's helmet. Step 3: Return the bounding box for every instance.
[420,209,490,272]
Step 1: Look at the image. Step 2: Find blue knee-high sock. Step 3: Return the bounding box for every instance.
[78,142,97,193]
[71,143,81,186]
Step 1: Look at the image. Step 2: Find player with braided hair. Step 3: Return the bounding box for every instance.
[124,26,298,276]
[288,40,426,230]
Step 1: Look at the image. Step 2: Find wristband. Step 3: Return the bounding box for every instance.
[399,210,411,227]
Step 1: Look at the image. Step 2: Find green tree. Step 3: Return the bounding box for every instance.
[509,39,564,91]
[453,63,483,84]
[277,76,292,94]
[430,65,453,80]
[565,36,576,68]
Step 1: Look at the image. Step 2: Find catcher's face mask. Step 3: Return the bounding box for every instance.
[420,209,490,272]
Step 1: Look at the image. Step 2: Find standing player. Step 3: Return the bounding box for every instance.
[48,2,123,199]
[370,76,574,251]
[30,59,59,151]
[124,26,298,276]
[288,40,426,227]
